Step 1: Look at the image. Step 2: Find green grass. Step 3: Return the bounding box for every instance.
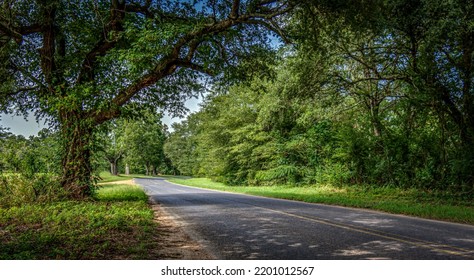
[168,178,474,225]
[97,171,190,184]
[94,184,149,202]
[97,171,155,183]
[0,183,161,259]
[157,174,192,180]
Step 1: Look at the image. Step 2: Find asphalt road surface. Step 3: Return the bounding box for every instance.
[135,178,474,260]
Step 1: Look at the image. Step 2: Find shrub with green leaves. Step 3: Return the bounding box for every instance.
[0,174,67,208]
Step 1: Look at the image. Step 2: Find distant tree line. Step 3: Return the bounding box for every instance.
[0,112,175,178]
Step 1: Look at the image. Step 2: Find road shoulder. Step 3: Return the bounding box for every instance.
[151,201,215,260]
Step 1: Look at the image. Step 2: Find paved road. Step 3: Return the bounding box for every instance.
[135,178,474,260]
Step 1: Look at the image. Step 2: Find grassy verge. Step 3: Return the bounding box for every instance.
[167,178,474,225]
[97,172,190,183]
[97,171,155,183]
[0,182,161,259]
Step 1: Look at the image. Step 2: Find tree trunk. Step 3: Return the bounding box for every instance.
[110,161,118,175]
[60,110,94,198]
[125,164,130,175]
[106,154,122,176]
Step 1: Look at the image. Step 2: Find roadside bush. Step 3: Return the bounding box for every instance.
[0,174,67,208]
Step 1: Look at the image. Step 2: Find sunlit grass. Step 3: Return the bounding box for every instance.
[168,178,474,225]
[95,184,148,202]
[97,171,155,183]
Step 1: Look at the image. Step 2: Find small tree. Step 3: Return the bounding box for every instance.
[122,112,167,175]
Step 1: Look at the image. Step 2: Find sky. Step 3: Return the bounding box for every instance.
[0,97,202,137]
[0,113,44,137]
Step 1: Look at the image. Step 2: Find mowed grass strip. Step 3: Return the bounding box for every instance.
[167,178,474,225]
[0,183,160,260]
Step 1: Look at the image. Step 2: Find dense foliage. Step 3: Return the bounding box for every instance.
[164,0,474,196]
[0,128,60,176]
[1,0,473,198]
[0,0,293,197]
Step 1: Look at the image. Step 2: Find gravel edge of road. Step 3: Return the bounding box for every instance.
[149,198,216,260]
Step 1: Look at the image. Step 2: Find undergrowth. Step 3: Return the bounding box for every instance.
[0,173,67,208]
[0,176,161,260]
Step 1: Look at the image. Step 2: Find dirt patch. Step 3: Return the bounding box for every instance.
[151,203,215,260]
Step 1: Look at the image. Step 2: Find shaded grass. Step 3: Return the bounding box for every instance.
[0,183,161,259]
[168,178,474,225]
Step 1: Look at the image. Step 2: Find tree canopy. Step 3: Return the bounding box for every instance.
[0,0,294,197]
[164,0,474,194]
[1,0,472,197]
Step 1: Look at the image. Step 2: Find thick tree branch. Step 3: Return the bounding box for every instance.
[185,39,202,61]
[0,21,22,43]
[19,23,42,36]
[0,17,41,45]
[77,0,126,83]
[90,0,293,125]
[38,3,57,88]
[89,57,179,124]
[230,0,241,19]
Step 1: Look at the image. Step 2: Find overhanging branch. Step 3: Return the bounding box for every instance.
[89,0,294,125]
[0,21,22,43]
[176,60,214,76]
[77,0,126,83]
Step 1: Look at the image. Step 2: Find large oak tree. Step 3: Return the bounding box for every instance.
[0,0,293,197]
